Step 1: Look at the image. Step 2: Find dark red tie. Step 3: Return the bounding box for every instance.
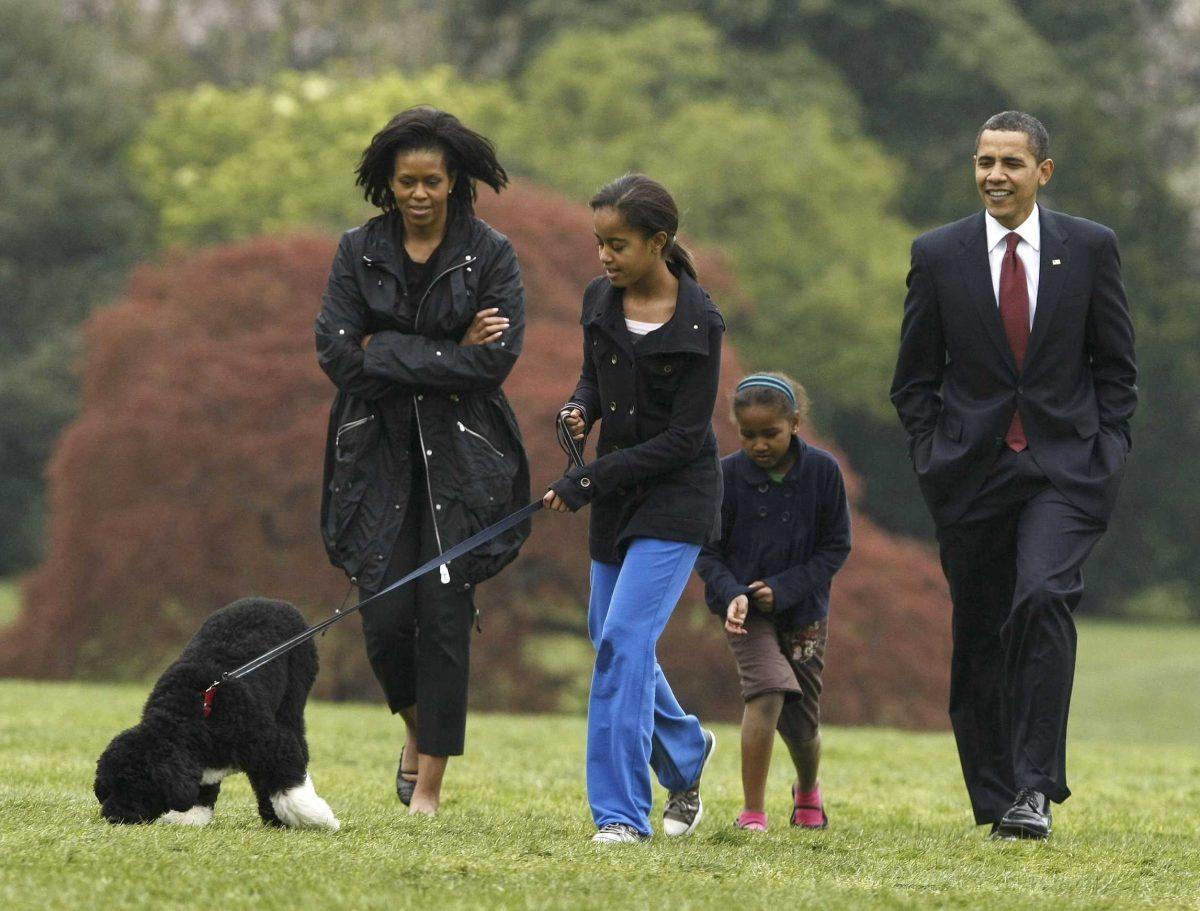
[999,232,1030,451]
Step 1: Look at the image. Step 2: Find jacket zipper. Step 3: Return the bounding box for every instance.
[413,396,450,585]
[335,414,375,447]
[409,253,476,586]
[456,421,504,459]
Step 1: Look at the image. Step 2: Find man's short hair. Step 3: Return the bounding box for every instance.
[975,111,1050,162]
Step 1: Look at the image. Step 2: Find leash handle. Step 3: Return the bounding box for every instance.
[556,406,587,471]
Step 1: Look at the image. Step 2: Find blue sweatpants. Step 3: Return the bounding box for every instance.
[587,537,708,835]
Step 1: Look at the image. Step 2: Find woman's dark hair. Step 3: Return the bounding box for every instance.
[731,371,811,423]
[589,174,697,280]
[355,106,508,219]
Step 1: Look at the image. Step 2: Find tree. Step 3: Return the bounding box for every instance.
[0,0,149,573]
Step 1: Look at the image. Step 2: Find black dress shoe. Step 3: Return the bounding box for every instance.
[989,821,1016,840]
[996,788,1052,840]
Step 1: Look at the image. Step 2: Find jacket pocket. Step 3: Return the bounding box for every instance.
[641,355,686,404]
[449,409,517,510]
[327,406,380,540]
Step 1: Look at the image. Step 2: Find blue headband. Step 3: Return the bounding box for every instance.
[736,375,797,410]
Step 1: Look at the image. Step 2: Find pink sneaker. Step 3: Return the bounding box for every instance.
[791,782,829,829]
[735,810,768,831]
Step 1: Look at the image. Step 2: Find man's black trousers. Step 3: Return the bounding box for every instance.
[936,447,1106,825]
[358,451,476,757]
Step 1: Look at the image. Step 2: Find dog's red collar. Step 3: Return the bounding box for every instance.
[202,683,218,718]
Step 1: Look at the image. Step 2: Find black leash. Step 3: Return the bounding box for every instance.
[202,410,588,717]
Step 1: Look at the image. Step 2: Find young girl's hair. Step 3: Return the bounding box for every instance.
[732,371,811,423]
[355,106,508,220]
[589,174,698,280]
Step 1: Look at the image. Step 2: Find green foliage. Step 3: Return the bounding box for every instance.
[2,625,1199,909]
[0,0,149,574]
[133,68,516,247]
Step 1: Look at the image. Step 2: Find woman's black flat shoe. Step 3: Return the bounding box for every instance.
[396,746,418,805]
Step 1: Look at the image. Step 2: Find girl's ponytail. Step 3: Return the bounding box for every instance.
[664,236,698,281]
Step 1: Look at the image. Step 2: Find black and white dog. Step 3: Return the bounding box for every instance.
[94,597,340,831]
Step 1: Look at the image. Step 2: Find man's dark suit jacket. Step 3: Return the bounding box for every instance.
[890,207,1137,528]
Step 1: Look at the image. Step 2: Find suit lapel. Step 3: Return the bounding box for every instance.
[1025,208,1069,367]
[957,213,1016,373]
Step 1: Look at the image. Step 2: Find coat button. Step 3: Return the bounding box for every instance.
[377,279,382,286]
[628,405,635,414]
[611,355,618,365]
[338,328,346,335]
[663,365,673,374]
[417,394,423,401]
[758,507,768,517]
[436,503,442,510]
[758,483,769,493]
[580,477,591,488]
[609,401,617,411]
[450,394,459,402]
[692,324,699,330]
[426,449,433,455]
[436,350,442,356]
[781,512,791,522]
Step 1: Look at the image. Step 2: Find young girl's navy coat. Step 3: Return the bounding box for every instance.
[550,271,725,563]
[696,437,851,629]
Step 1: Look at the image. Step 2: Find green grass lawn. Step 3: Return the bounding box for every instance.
[0,621,1197,910]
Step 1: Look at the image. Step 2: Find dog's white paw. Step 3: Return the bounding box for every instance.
[271,774,340,832]
[160,805,214,827]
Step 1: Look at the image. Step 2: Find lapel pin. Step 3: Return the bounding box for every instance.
[1051,259,1061,266]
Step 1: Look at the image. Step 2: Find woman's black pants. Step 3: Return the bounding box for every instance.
[358,456,475,757]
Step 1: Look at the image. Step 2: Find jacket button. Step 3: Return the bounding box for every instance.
[782,512,791,522]
[395,504,401,509]
[580,477,591,488]
[663,365,673,374]
[610,355,618,365]
[350,576,358,584]
[758,507,768,517]
[609,401,617,411]
[436,503,442,510]
[417,394,423,401]
[377,279,382,286]
[758,483,769,493]
[628,405,635,414]
[436,350,442,356]
[692,324,699,330]
[426,449,433,456]
[450,394,459,402]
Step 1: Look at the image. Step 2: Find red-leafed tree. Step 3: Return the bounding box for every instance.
[0,181,951,727]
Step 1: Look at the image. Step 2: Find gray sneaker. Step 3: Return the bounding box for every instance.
[664,729,716,837]
[592,822,650,844]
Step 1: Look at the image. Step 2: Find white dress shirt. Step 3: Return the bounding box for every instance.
[985,205,1040,328]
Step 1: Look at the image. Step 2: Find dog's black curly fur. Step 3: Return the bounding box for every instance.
[94,598,319,826]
